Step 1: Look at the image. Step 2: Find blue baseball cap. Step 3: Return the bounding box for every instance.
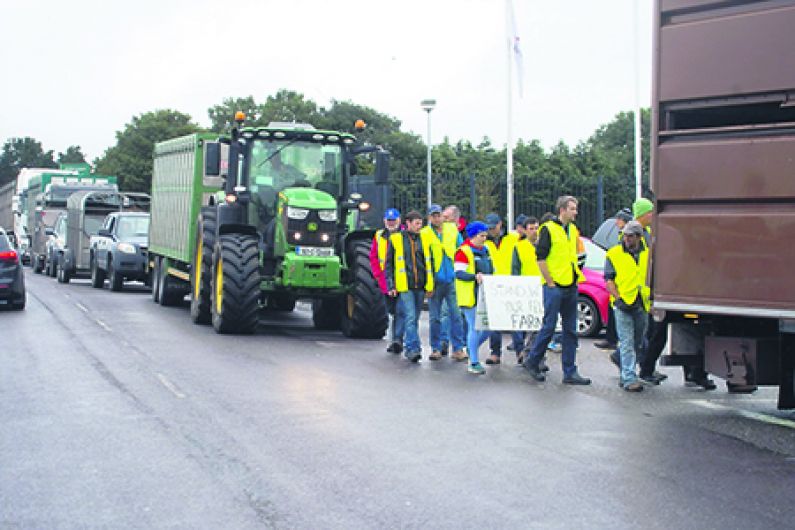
[428,204,443,215]
[383,208,401,220]
[485,213,501,228]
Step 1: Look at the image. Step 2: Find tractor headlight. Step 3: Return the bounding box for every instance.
[118,243,136,254]
[286,206,310,220]
[318,210,337,222]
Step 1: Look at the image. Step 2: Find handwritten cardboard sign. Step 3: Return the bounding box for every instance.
[475,275,545,331]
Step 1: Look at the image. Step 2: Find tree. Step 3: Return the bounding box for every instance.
[57,145,86,164]
[0,137,57,187]
[208,96,259,133]
[94,110,201,192]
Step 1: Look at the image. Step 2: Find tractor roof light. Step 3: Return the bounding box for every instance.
[258,130,270,138]
[359,202,371,212]
[234,111,246,122]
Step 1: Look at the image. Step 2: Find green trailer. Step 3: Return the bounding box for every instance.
[149,121,389,337]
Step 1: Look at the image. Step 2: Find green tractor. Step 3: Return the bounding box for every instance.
[194,117,389,337]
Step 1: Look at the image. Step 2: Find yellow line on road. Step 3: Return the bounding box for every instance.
[688,400,795,430]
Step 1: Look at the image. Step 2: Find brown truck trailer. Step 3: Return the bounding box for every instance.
[651,0,795,409]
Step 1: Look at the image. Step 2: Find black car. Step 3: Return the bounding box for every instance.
[0,227,25,310]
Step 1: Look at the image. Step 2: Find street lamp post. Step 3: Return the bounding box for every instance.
[420,99,436,210]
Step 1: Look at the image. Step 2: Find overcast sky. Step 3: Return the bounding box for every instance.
[0,0,652,162]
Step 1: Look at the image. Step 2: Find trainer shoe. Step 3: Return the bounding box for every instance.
[547,342,562,353]
[429,351,443,361]
[468,363,486,375]
[485,355,501,365]
[387,342,403,354]
[405,352,422,363]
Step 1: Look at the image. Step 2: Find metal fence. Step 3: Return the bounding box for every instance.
[387,172,641,237]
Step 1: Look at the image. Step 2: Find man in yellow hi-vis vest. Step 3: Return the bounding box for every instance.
[605,220,648,392]
[421,204,467,361]
[385,211,432,363]
[510,215,541,364]
[523,196,591,385]
[370,208,405,354]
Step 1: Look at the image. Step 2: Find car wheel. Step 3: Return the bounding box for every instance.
[577,295,601,337]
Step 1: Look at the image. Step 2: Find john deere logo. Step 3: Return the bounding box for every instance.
[307,222,318,232]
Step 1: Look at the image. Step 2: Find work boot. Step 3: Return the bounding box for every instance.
[386,341,403,354]
[524,363,546,382]
[594,339,617,350]
[624,381,644,392]
[562,373,592,385]
[451,350,468,362]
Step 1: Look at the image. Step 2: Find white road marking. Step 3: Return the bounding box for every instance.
[687,400,795,430]
[75,303,88,313]
[95,319,112,332]
[156,373,186,399]
[315,341,338,348]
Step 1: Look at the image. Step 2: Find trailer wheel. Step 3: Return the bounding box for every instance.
[211,234,260,334]
[90,255,105,288]
[312,298,342,330]
[341,240,387,338]
[33,255,43,274]
[151,256,161,303]
[157,257,184,306]
[190,208,216,324]
[108,257,124,292]
[56,255,70,284]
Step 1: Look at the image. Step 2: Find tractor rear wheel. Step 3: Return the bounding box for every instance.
[190,208,216,324]
[312,298,342,330]
[211,234,260,334]
[341,240,387,338]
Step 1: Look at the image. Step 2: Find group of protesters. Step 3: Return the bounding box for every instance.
[369,194,707,391]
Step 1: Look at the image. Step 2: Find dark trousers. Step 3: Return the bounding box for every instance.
[605,306,617,344]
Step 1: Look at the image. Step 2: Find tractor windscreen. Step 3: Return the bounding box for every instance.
[248,140,342,196]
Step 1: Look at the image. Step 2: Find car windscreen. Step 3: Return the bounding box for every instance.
[582,239,606,271]
[116,216,150,238]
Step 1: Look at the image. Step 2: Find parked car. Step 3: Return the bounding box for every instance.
[0,227,25,310]
[577,238,609,337]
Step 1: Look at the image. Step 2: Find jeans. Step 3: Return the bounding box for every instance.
[429,281,465,352]
[605,306,617,344]
[385,294,405,344]
[614,305,647,386]
[399,290,426,354]
[526,285,579,377]
[490,331,502,355]
[462,306,491,365]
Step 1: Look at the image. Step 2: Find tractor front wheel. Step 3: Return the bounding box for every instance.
[211,234,260,334]
[340,240,387,338]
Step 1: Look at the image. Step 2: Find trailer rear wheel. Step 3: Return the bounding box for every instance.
[340,240,387,338]
[56,255,70,284]
[151,256,161,303]
[211,234,260,334]
[312,298,342,330]
[157,258,184,306]
[190,209,216,324]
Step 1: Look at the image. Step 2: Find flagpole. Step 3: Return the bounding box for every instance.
[506,0,514,232]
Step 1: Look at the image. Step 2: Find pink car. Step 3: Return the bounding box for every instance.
[577,238,610,337]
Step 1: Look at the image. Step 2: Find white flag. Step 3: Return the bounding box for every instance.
[507,0,524,98]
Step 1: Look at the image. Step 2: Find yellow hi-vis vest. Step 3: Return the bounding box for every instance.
[514,238,541,277]
[374,229,389,272]
[485,238,511,276]
[455,244,478,308]
[389,231,433,293]
[541,221,586,286]
[606,243,650,311]
[419,223,457,277]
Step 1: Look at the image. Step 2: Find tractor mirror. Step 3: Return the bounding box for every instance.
[375,151,390,184]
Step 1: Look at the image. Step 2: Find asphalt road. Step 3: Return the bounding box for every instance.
[2,271,794,529]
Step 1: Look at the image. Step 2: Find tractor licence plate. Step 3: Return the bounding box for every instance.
[295,246,334,257]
